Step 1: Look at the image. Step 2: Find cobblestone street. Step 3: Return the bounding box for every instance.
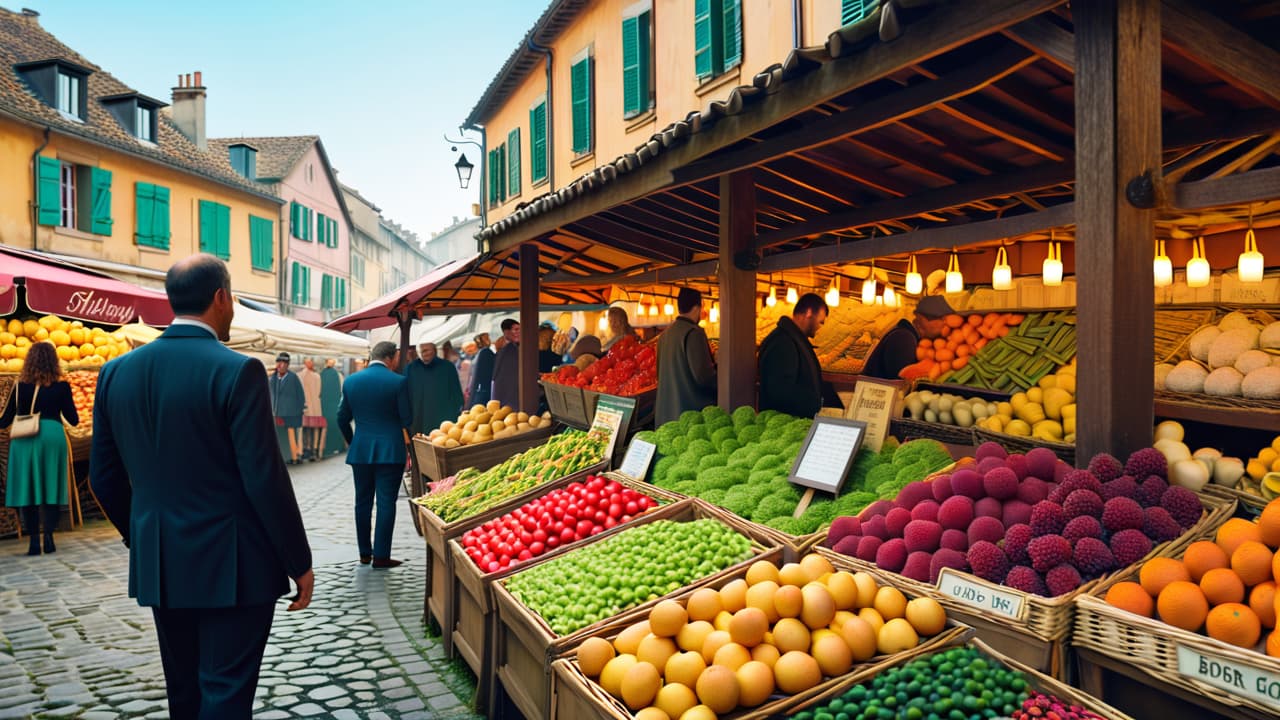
[0,457,481,719]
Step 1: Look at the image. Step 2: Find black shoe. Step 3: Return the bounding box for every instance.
[371,558,403,569]
[43,535,55,554]
[360,555,372,565]
[26,539,40,556]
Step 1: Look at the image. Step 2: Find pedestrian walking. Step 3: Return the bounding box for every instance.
[1,341,78,556]
[337,341,412,568]
[269,352,305,464]
[655,288,717,426]
[491,318,521,409]
[405,341,464,437]
[320,358,347,458]
[469,332,495,406]
[298,357,324,461]
[90,254,313,720]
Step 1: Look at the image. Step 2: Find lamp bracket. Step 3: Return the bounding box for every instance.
[1125,170,1157,209]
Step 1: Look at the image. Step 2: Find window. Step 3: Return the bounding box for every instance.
[290,201,313,241]
[530,99,548,184]
[321,275,347,311]
[134,105,153,142]
[229,144,256,180]
[15,60,90,121]
[315,214,338,248]
[487,142,507,206]
[198,200,230,259]
[135,182,170,250]
[570,52,594,154]
[249,215,274,271]
[694,0,742,80]
[841,0,879,26]
[507,128,521,197]
[100,94,161,142]
[352,254,365,286]
[56,70,80,118]
[622,8,653,118]
[35,156,112,235]
[291,262,311,307]
[59,162,76,229]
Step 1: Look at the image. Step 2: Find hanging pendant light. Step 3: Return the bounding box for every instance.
[882,285,898,307]
[663,299,675,316]
[709,302,720,323]
[765,288,777,307]
[1187,236,1211,288]
[905,254,923,295]
[1153,239,1173,287]
[945,251,964,293]
[785,286,798,304]
[597,313,609,331]
[1042,239,1063,287]
[992,245,1013,290]
[824,278,840,308]
[1239,209,1264,283]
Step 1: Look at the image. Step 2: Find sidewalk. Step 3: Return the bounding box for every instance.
[0,457,480,719]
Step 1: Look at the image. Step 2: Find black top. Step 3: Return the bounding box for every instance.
[862,319,920,379]
[538,349,562,373]
[1,380,79,428]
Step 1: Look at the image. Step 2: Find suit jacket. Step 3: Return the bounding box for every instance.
[337,362,411,465]
[656,317,717,427]
[269,369,305,418]
[491,342,520,409]
[758,316,824,418]
[470,347,495,400]
[90,324,312,609]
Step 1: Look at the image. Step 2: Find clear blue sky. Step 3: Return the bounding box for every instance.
[24,0,543,242]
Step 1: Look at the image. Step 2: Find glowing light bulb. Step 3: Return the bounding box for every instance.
[1187,237,1210,288]
[944,252,963,293]
[992,246,1013,290]
[1153,240,1172,287]
[1042,242,1062,287]
[861,277,876,305]
[597,314,608,330]
[648,303,659,316]
[905,255,923,295]
[883,285,897,307]
[709,303,720,323]
[663,301,674,316]
[785,286,798,304]
[765,289,777,307]
[1239,228,1264,283]
[825,285,840,308]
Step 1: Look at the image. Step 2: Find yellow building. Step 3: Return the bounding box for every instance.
[465,0,858,226]
[0,8,283,306]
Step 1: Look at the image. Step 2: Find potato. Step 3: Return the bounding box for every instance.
[517,422,531,431]
[475,412,493,425]
[490,420,505,434]
[460,430,475,444]
[476,424,493,437]
[447,427,462,441]
[471,404,485,414]
[463,420,479,433]
[444,438,460,449]
[486,400,501,412]
[440,421,455,433]
[494,407,512,421]
[431,437,448,447]
[516,412,530,423]
[504,414,518,427]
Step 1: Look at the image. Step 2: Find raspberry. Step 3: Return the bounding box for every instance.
[1087,453,1124,483]
[1160,485,1202,529]
[1143,507,1183,543]
[1062,515,1103,544]
[1045,564,1083,596]
[1124,447,1167,481]
[1004,565,1048,596]
[1071,537,1116,577]
[1027,534,1072,573]
[966,541,1010,583]
[1063,489,1104,519]
[1100,476,1140,503]
[1110,528,1153,567]
[1001,523,1033,564]
[1101,497,1145,533]
[1029,501,1067,536]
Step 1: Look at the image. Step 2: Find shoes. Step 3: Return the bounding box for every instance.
[43,535,55,554]
[371,558,403,569]
[359,555,372,565]
[26,539,40,556]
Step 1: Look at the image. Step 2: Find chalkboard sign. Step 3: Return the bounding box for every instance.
[787,416,868,495]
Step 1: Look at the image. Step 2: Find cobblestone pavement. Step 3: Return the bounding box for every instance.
[0,457,482,719]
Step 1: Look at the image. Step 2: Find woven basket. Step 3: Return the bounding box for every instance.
[1154,388,1280,414]
[891,417,977,445]
[972,426,1075,466]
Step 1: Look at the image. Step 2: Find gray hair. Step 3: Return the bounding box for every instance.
[370,341,398,362]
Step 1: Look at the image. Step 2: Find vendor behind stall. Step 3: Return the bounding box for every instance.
[861,295,956,379]
[758,292,840,417]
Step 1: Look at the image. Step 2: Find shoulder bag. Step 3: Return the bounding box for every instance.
[10,383,42,439]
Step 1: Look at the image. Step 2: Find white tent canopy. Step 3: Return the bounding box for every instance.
[227,302,369,358]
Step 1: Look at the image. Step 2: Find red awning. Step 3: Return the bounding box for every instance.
[0,246,174,326]
[325,255,479,332]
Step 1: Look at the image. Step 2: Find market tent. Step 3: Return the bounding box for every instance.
[226,301,369,357]
[0,246,174,326]
[325,256,478,332]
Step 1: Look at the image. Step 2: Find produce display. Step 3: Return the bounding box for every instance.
[756,300,908,374]
[415,430,607,522]
[826,442,1203,595]
[974,362,1077,444]
[939,311,1077,392]
[1244,435,1280,500]
[541,335,656,396]
[576,554,950,715]
[460,474,662,573]
[641,405,953,535]
[66,370,97,428]
[790,646,1114,720]
[1156,312,1280,399]
[1104,496,1280,656]
[1146,420,1258,495]
[420,400,548,448]
[1,315,132,372]
[503,518,753,635]
[898,312,1024,382]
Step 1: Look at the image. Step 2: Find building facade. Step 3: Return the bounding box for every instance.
[340,184,391,311]
[421,216,481,266]
[380,219,433,295]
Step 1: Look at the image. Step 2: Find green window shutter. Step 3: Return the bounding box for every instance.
[570,57,593,154]
[507,128,520,196]
[487,148,497,205]
[330,218,339,248]
[497,144,507,202]
[217,203,230,260]
[339,278,347,310]
[622,16,641,116]
[291,262,301,305]
[89,167,113,235]
[36,156,61,226]
[321,274,333,310]
[842,0,877,25]
[134,182,155,247]
[153,185,170,249]
[250,216,273,271]
[722,0,741,69]
[317,213,326,246]
[530,102,547,183]
[304,267,311,304]
[290,201,300,237]
[198,200,216,254]
[694,0,714,78]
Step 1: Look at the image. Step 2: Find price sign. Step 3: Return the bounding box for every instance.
[847,379,901,453]
[788,416,867,495]
[1176,644,1280,706]
[617,438,657,482]
[936,568,1027,621]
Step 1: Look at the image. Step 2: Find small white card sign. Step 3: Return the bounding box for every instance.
[1176,644,1280,707]
[617,438,657,482]
[847,379,901,453]
[788,416,868,495]
[936,568,1028,621]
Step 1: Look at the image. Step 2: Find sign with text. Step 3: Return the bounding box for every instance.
[936,568,1027,621]
[1176,644,1280,708]
[617,438,657,482]
[846,379,901,452]
[788,416,867,494]
[588,395,636,464]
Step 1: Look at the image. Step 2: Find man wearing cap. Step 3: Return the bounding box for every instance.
[656,288,717,426]
[491,318,521,410]
[270,353,306,464]
[758,292,831,418]
[861,295,956,379]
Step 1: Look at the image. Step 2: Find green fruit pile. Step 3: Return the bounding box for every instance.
[504,518,753,636]
[417,430,606,522]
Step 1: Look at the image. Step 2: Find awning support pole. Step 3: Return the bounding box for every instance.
[519,244,541,414]
[718,170,757,412]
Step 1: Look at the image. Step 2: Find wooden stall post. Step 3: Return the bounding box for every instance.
[519,243,541,415]
[719,170,757,412]
[396,311,412,369]
[1073,0,1160,462]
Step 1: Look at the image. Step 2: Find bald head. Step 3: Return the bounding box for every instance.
[166,254,231,316]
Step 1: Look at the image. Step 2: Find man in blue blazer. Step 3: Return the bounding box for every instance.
[337,340,412,567]
[91,255,313,720]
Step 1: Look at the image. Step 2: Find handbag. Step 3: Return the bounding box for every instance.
[10,383,42,439]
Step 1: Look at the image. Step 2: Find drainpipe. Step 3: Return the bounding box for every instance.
[461,122,488,253]
[792,0,803,49]
[30,126,50,251]
[527,35,555,192]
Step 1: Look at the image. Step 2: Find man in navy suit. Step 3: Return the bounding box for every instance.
[91,255,313,720]
[337,340,412,567]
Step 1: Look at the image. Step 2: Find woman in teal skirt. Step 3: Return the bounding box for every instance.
[2,341,78,555]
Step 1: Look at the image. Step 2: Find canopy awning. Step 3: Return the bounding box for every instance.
[0,246,174,326]
[227,301,369,357]
[324,256,478,331]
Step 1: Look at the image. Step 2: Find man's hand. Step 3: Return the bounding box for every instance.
[288,569,314,611]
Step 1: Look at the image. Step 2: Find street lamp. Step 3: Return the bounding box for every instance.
[453,152,474,189]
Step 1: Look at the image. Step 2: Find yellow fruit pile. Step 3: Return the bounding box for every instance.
[1105,498,1280,657]
[422,400,550,448]
[1,315,131,372]
[1244,437,1280,500]
[975,360,1077,443]
[577,554,948,718]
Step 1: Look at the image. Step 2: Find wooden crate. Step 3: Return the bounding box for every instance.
[491,500,784,720]
[582,387,657,428]
[412,423,554,483]
[416,460,607,657]
[542,381,591,428]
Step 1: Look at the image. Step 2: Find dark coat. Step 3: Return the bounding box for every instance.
[269,369,305,418]
[491,342,520,409]
[861,319,920,380]
[337,362,411,466]
[405,357,464,436]
[90,324,312,609]
[656,317,717,427]
[758,316,824,418]
[470,346,495,405]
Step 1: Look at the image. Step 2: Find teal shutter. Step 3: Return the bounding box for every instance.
[198,200,215,254]
[303,267,311,305]
[496,144,507,202]
[694,0,714,78]
[291,262,300,305]
[290,201,300,237]
[570,57,593,154]
[622,12,651,117]
[317,212,327,246]
[321,274,333,310]
[36,156,61,226]
[153,185,170,249]
[338,278,346,310]
[722,0,741,69]
[89,167,113,235]
[250,216,273,271]
[134,182,155,247]
[530,102,547,183]
[487,149,497,205]
[329,218,339,248]
[507,128,521,196]
[842,0,877,25]
[217,203,230,260]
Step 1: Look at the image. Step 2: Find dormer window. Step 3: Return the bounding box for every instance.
[228,143,257,180]
[99,92,165,143]
[135,105,153,142]
[56,70,80,117]
[15,58,92,121]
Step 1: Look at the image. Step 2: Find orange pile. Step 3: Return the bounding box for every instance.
[898,313,1023,381]
[1105,498,1280,655]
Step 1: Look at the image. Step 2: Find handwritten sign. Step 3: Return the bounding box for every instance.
[617,438,657,482]
[588,395,636,464]
[936,568,1027,621]
[788,416,867,494]
[847,380,901,452]
[1176,644,1280,707]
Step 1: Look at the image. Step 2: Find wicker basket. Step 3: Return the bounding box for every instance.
[972,426,1075,466]
[891,417,977,445]
[412,424,555,483]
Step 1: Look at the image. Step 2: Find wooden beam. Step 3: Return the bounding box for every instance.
[719,170,756,412]
[1172,165,1280,209]
[1162,0,1280,108]
[566,217,690,264]
[1003,15,1076,70]
[544,259,720,287]
[519,244,540,415]
[1164,109,1280,148]
[934,100,1071,162]
[1074,0,1161,461]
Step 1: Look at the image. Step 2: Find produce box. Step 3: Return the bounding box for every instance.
[491,500,783,719]
[543,381,592,428]
[412,423,554,483]
[548,552,971,720]
[446,478,683,711]
[782,638,1135,720]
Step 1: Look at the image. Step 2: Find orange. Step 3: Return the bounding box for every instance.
[1200,568,1247,606]
[1216,518,1262,557]
[1157,581,1209,632]
[1231,541,1274,587]
[1249,581,1277,629]
[1269,629,1280,659]
[1274,550,1280,584]
[1139,558,1191,597]
[1260,500,1280,549]
[1205,603,1262,649]
[1104,581,1154,618]
[1183,541,1231,583]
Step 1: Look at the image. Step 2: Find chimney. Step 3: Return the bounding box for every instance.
[171,71,207,150]
[20,8,39,19]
